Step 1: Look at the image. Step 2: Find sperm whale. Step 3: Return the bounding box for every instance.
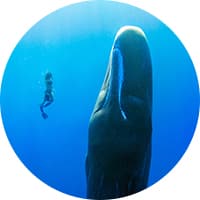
[86,26,152,199]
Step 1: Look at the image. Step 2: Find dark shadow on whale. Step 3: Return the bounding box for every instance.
[86,26,152,199]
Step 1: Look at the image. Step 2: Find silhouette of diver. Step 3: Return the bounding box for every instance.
[40,72,54,119]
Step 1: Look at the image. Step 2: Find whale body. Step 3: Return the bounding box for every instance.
[86,26,152,199]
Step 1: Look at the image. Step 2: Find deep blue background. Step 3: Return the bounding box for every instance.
[1,1,199,198]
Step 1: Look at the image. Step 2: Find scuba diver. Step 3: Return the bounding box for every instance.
[40,72,54,119]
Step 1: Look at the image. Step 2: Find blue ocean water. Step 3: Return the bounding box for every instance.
[0,1,199,198]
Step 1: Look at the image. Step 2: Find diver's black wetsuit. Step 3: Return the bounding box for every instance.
[40,72,54,119]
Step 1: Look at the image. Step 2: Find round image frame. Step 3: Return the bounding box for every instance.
[0,0,200,199]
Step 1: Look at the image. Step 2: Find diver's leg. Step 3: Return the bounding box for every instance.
[43,101,52,107]
[40,99,47,112]
[40,94,53,119]
[40,105,48,119]
[43,100,53,107]
[40,100,48,119]
[40,104,44,113]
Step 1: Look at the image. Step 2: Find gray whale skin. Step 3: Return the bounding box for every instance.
[86,26,152,199]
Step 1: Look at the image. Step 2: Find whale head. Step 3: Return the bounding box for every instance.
[92,26,152,123]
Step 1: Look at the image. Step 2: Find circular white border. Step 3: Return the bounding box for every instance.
[0,0,199,199]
